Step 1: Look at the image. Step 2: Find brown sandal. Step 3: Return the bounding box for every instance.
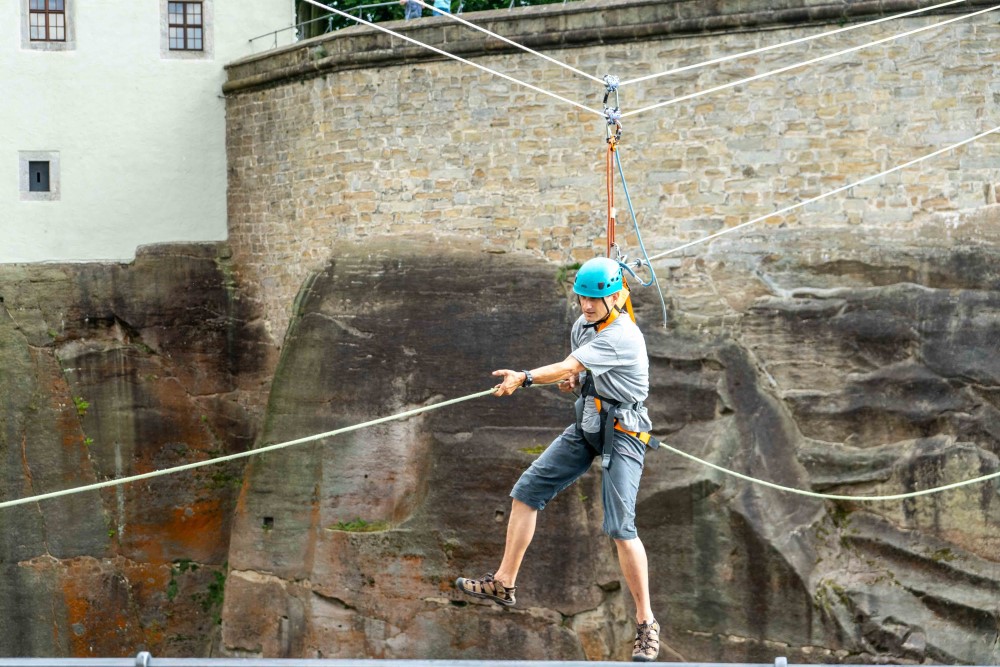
[632,619,660,662]
[455,572,516,606]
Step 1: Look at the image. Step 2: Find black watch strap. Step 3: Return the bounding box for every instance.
[521,370,533,387]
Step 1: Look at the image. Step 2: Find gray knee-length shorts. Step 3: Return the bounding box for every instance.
[510,424,646,540]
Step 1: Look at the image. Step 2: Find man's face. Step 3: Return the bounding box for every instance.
[579,292,618,323]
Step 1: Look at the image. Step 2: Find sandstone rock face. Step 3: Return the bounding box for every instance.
[216,1,1000,657]
[221,212,1000,663]
[0,245,274,657]
[220,241,618,660]
[4,211,1000,661]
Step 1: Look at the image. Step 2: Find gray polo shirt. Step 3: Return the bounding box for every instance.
[570,314,652,434]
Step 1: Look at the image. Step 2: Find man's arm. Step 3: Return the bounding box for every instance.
[492,354,585,396]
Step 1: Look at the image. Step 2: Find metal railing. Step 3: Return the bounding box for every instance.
[247,0,575,52]
[248,1,400,51]
[0,656,991,667]
[248,14,332,51]
[0,656,672,667]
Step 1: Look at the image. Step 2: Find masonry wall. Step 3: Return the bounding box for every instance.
[224,0,1000,345]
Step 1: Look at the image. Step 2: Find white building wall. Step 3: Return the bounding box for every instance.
[1,0,294,263]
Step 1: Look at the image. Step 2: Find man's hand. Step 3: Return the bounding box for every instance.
[558,373,579,394]
[492,369,525,397]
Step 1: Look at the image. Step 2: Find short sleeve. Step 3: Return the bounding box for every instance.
[571,327,624,377]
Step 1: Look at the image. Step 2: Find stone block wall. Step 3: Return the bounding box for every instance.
[224,0,999,344]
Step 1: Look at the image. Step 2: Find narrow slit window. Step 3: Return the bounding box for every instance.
[29,0,66,42]
[28,161,50,192]
[168,1,204,50]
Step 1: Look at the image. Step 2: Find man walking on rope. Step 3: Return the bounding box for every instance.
[456,257,660,662]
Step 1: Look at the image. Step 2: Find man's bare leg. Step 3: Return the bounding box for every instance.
[616,536,660,662]
[615,536,654,622]
[495,498,537,587]
[455,498,536,605]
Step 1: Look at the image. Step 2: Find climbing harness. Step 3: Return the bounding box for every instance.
[574,369,660,471]
[571,260,658,460]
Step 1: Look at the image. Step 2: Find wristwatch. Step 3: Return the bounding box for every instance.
[521,370,534,387]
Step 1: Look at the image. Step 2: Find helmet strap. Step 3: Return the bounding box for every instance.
[582,287,632,332]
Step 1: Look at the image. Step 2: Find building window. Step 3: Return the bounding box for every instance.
[160,0,212,60]
[28,162,50,192]
[19,151,60,201]
[168,2,203,51]
[28,0,66,42]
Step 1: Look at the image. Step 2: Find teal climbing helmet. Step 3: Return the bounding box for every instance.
[573,257,623,298]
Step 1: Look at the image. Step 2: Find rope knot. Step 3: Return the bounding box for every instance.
[603,74,620,93]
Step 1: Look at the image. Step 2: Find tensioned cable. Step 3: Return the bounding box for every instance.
[410,0,604,84]
[618,0,968,88]
[645,124,1000,262]
[658,440,1000,501]
[7,381,997,508]
[299,0,604,118]
[0,388,497,510]
[0,378,1000,509]
[622,3,1000,119]
[613,148,669,328]
[1,271,995,512]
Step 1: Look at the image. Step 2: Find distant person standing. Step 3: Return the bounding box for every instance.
[433,0,451,14]
[399,0,422,19]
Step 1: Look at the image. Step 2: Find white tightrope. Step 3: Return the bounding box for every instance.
[658,441,1000,502]
[5,381,999,509]
[622,3,1000,119]
[618,0,969,88]
[0,388,497,510]
[412,0,604,84]
[646,124,1000,262]
[299,0,604,118]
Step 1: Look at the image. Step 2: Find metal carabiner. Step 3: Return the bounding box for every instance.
[605,112,622,145]
[602,74,622,144]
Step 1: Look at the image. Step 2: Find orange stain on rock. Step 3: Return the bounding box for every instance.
[124,498,229,564]
[59,562,139,657]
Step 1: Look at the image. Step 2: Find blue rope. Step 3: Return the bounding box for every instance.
[614,148,669,328]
